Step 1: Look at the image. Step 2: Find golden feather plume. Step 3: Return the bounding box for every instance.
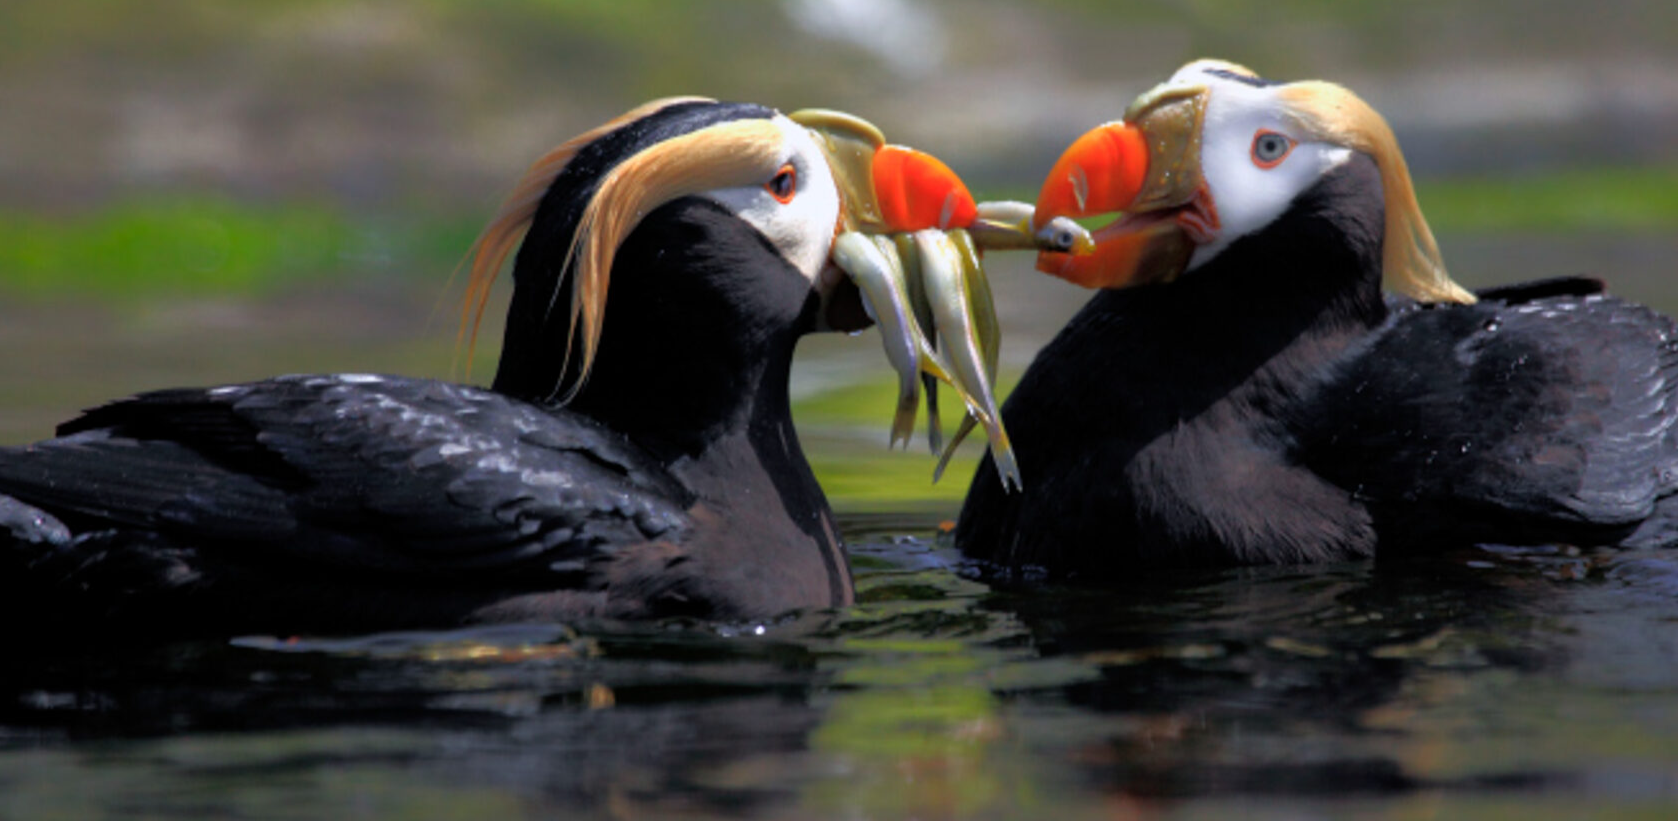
[455,96,715,377]
[553,118,787,400]
[1279,82,1476,304]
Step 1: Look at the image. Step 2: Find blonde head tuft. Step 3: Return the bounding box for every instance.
[455,96,715,380]
[1277,81,1475,304]
[553,117,789,400]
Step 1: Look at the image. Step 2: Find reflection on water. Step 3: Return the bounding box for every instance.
[4,516,1678,820]
[5,235,1678,817]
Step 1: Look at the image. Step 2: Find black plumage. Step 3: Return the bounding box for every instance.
[959,152,1678,576]
[0,101,856,633]
[494,100,770,401]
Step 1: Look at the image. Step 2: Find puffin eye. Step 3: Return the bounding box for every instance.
[765,163,797,204]
[1251,130,1295,168]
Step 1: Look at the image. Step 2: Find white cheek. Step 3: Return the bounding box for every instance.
[1188,103,1351,270]
[701,118,841,282]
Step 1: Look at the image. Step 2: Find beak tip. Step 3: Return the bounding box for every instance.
[1035,250,1071,279]
[1031,169,1078,228]
[873,145,978,234]
[1032,121,1148,226]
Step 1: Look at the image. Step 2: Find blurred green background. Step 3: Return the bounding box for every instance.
[3,0,1677,507]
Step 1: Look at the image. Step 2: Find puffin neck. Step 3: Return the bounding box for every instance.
[1180,151,1388,346]
[495,197,819,467]
[1066,152,1392,423]
[494,195,848,612]
[562,306,806,468]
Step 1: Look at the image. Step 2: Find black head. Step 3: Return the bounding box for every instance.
[461,99,853,404]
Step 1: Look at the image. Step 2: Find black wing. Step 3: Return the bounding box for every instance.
[0,374,692,577]
[1295,291,1678,545]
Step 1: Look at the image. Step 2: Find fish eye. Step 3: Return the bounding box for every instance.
[766,163,797,203]
[1250,130,1295,169]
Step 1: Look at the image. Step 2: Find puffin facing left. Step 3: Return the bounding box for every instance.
[0,98,978,636]
[958,62,1678,577]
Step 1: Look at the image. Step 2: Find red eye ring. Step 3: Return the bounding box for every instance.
[766,163,797,203]
[1250,130,1295,169]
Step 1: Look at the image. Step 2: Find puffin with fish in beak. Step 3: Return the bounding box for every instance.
[958,60,1678,576]
[0,97,1071,634]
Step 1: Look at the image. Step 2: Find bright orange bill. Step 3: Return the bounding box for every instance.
[1033,122,1148,226]
[872,145,979,232]
[1036,217,1193,289]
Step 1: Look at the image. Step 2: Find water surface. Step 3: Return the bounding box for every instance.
[5,238,1678,818]
[4,521,1678,819]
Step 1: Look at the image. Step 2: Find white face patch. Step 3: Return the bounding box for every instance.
[1168,64,1353,271]
[700,114,842,283]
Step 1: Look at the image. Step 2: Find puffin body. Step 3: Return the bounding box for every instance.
[1,99,983,633]
[958,62,1678,576]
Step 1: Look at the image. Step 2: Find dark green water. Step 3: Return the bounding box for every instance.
[4,518,1678,820]
[5,239,1678,819]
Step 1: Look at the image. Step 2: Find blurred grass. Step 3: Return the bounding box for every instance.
[0,199,354,296]
[1418,166,1678,233]
[6,165,1676,299]
[0,197,481,297]
[793,373,1023,512]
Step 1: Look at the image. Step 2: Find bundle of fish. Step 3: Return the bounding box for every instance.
[796,110,1091,492]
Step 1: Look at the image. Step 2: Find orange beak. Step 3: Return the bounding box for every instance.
[789,108,988,331]
[789,108,980,236]
[1033,122,1150,225]
[1032,122,1184,289]
[871,144,978,232]
[1031,86,1213,289]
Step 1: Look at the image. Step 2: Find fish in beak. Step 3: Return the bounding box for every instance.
[795,110,1089,491]
[1031,58,1474,305]
[1032,83,1220,289]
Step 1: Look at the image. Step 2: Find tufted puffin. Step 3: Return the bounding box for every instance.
[0,98,1015,634]
[957,60,1678,577]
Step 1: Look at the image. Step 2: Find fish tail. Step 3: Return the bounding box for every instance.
[891,385,919,450]
[978,411,1022,491]
[932,413,978,483]
[922,373,944,454]
[989,435,1023,493]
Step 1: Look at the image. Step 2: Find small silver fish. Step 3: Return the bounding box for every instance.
[831,232,920,448]
[933,230,1003,484]
[895,233,944,453]
[831,232,956,449]
[832,208,1087,488]
[970,200,1095,255]
[913,229,1021,491]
